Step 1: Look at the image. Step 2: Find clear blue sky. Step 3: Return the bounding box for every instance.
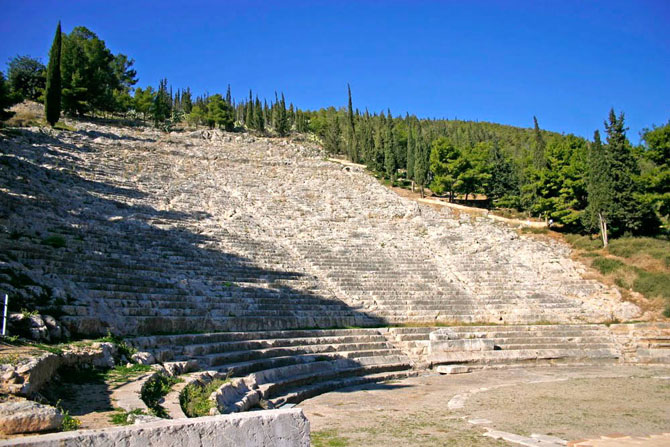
[1,0,668,143]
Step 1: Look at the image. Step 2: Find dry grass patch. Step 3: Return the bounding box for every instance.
[565,235,670,317]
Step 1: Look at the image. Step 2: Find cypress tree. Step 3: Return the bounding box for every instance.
[406,124,415,191]
[414,126,428,198]
[225,84,232,105]
[254,96,264,132]
[45,21,62,126]
[585,130,612,246]
[532,116,546,169]
[603,109,651,236]
[245,90,253,128]
[346,84,357,162]
[274,93,290,137]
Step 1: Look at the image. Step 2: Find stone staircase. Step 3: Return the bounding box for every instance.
[610,323,670,363]
[0,124,637,337]
[386,324,622,368]
[129,328,415,412]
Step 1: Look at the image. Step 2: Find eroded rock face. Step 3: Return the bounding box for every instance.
[0,342,117,396]
[131,351,156,365]
[0,399,63,435]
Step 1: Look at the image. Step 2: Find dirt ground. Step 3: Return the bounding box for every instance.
[299,365,670,447]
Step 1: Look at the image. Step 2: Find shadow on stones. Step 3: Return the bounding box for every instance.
[0,128,381,336]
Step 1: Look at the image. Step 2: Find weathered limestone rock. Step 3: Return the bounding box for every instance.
[0,400,63,435]
[0,408,310,447]
[436,365,471,374]
[0,342,118,396]
[131,351,156,365]
[430,329,495,354]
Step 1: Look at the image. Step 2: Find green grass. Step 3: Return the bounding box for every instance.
[180,378,229,417]
[564,234,603,251]
[105,364,153,383]
[565,235,670,317]
[520,227,549,234]
[311,429,349,447]
[591,256,625,275]
[633,270,670,302]
[608,237,670,266]
[141,374,181,418]
[110,408,146,426]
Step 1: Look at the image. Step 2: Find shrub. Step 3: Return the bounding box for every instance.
[591,257,625,275]
[180,378,229,417]
[141,374,180,418]
[608,237,670,266]
[564,234,602,251]
[61,409,81,431]
[633,270,670,302]
[41,235,66,248]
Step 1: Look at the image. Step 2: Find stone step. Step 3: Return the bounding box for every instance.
[182,334,392,356]
[269,369,415,408]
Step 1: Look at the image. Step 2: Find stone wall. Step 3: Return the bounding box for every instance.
[0,409,310,447]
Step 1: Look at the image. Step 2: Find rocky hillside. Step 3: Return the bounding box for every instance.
[0,122,639,336]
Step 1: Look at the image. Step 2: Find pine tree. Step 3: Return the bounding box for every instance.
[45,21,62,126]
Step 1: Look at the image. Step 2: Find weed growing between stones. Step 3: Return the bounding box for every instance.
[109,408,146,425]
[180,378,229,417]
[60,408,81,431]
[141,374,181,418]
[97,332,137,360]
[105,364,152,384]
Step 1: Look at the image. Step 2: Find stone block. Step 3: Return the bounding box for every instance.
[436,365,471,375]
[0,408,310,447]
[0,400,64,435]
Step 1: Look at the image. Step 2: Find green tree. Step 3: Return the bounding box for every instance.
[585,130,613,246]
[206,93,234,130]
[44,21,62,126]
[603,109,654,236]
[0,71,19,121]
[406,124,415,190]
[133,86,154,122]
[7,55,46,101]
[429,137,467,202]
[486,141,520,208]
[639,122,670,223]
[383,121,397,180]
[254,97,265,132]
[323,114,342,154]
[152,79,171,127]
[274,93,290,136]
[346,84,357,161]
[414,126,429,197]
